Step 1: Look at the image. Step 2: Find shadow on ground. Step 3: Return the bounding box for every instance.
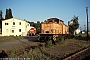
[74,35,90,41]
[24,36,39,42]
[0,50,8,58]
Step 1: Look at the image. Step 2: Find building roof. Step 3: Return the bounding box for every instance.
[2,18,29,22]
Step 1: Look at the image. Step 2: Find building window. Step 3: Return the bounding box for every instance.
[28,24,29,26]
[7,23,8,25]
[19,29,21,32]
[5,23,9,25]
[5,23,7,25]
[13,22,15,25]
[6,29,8,33]
[12,30,14,33]
[19,22,21,25]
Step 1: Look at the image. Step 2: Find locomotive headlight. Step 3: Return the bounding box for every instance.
[56,35,58,37]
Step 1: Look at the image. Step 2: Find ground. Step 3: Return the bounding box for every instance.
[0,36,39,51]
[44,39,90,59]
[0,36,90,60]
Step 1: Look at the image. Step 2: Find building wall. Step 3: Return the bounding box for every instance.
[25,21,30,36]
[0,28,2,34]
[2,18,30,36]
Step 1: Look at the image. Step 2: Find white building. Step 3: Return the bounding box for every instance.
[75,29,81,34]
[2,18,30,36]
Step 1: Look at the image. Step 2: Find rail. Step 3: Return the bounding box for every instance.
[64,46,90,60]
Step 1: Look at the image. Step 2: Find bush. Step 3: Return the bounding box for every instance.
[60,38,65,44]
[47,40,52,47]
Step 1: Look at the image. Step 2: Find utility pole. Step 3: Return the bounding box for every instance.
[84,25,86,31]
[86,7,89,41]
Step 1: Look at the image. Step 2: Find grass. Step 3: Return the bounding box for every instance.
[3,37,90,60]
[44,39,90,59]
[55,37,67,46]
[72,34,90,41]
[0,36,27,44]
[47,40,53,48]
[78,43,89,48]
[60,38,65,44]
[7,44,49,60]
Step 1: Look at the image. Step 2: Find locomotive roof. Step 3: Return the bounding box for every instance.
[47,18,64,23]
[42,18,68,26]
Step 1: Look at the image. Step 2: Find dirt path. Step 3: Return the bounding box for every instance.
[0,36,39,51]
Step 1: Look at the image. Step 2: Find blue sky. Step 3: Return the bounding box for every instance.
[0,0,90,30]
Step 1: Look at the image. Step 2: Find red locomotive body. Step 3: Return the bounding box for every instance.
[28,27,36,36]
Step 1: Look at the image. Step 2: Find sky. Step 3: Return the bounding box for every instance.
[0,0,90,30]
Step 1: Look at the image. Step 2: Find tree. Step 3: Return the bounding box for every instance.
[5,9,9,19]
[29,22,35,27]
[5,8,13,19]
[44,20,47,22]
[34,21,41,34]
[0,10,3,20]
[0,10,3,28]
[69,16,79,35]
[9,8,13,18]
[28,21,41,34]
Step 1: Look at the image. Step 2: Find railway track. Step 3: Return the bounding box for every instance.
[64,46,90,60]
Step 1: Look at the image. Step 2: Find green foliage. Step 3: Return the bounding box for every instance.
[5,8,13,19]
[60,38,65,43]
[28,21,35,27]
[47,40,53,47]
[56,37,65,45]
[9,52,15,58]
[28,21,42,34]
[57,37,65,44]
[9,8,13,18]
[40,53,47,60]
[35,21,41,34]
[78,43,88,48]
[0,10,3,20]
[0,10,3,28]
[69,15,79,35]
[44,20,47,22]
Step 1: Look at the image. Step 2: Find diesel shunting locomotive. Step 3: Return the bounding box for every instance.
[38,18,69,43]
